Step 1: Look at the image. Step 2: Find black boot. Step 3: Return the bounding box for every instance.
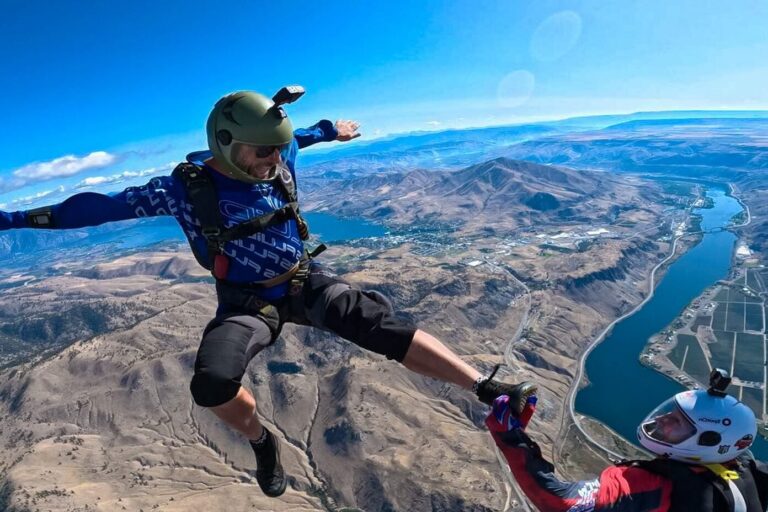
[250,428,287,497]
[475,364,538,413]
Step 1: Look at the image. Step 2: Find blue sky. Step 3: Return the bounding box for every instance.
[1,0,767,209]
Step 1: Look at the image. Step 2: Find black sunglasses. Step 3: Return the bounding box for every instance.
[254,144,287,158]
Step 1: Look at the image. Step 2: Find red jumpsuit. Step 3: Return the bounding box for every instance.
[486,396,768,511]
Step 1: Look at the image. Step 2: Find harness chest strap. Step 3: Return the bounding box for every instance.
[173,162,311,280]
[726,479,747,512]
[628,458,757,512]
[706,464,747,512]
[273,168,310,239]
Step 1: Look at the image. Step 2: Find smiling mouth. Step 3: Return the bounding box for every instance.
[247,163,277,179]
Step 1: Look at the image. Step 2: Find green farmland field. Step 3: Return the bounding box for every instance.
[692,316,712,330]
[714,288,730,302]
[710,330,735,373]
[745,304,763,332]
[669,334,711,385]
[730,289,762,304]
[713,304,727,331]
[726,302,745,332]
[733,333,765,383]
[741,386,764,417]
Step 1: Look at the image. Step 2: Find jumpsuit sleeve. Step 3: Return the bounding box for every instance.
[485,399,673,511]
[595,465,673,511]
[293,120,338,149]
[0,210,29,230]
[487,426,600,512]
[2,175,181,230]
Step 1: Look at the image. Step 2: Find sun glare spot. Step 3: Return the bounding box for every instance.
[497,70,536,108]
[530,10,582,62]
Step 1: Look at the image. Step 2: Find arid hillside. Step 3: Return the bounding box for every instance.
[0,159,683,511]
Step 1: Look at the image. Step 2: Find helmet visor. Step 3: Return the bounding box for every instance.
[223,141,288,179]
[640,398,697,445]
[230,141,288,161]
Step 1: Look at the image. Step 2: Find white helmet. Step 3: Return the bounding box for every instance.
[637,369,757,464]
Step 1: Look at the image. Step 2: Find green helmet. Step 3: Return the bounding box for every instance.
[206,90,295,182]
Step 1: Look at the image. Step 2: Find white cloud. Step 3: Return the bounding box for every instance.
[0,161,177,210]
[3,186,66,209]
[77,176,111,187]
[426,120,442,127]
[13,151,117,180]
[74,163,174,189]
[0,176,29,194]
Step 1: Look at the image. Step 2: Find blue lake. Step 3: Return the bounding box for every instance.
[2,212,386,262]
[575,187,767,461]
[303,212,388,241]
[110,211,387,249]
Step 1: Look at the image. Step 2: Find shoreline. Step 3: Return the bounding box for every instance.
[563,234,683,460]
[562,181,747,460]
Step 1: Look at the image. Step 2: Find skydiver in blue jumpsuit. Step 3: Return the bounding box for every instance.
[0,87,536,497]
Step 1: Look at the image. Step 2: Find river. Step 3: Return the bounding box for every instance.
[575,186,767,461]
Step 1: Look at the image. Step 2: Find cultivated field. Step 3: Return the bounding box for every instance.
[650,267,768,421]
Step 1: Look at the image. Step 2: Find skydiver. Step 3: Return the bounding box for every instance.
[487,369,768,511]
[0,87,537,497]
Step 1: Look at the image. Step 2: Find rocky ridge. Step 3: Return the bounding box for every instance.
[0,158,678,510]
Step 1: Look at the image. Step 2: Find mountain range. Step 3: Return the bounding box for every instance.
[1,111,766,510]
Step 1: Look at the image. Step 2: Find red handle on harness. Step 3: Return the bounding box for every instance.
[213,254,230,280]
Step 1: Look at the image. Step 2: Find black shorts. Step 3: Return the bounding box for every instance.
[189,262,417,407]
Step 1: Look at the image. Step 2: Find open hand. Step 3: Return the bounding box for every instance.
[335,120,361,141]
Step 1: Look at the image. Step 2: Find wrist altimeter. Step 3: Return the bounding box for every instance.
[26,206,54,228]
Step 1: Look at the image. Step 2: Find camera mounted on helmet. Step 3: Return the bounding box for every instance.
[206,86,306,183]
[707,368,732,397]
[269,85,305,119]
[637,367,757,464]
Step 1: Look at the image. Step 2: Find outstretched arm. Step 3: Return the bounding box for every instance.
[487,396,673,512]
[294,119,360,149]
[0,210,29,230]
[0,193,139,231]
[487,396,600,512]
[0,176,180,231]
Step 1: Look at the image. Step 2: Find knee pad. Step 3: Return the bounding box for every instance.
[190,371,240,408]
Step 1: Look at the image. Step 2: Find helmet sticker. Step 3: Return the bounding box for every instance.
[717,445,731,454]
[735,434,753,450]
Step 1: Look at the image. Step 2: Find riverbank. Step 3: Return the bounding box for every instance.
[565,234,684,461]
[572,183,767,461]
